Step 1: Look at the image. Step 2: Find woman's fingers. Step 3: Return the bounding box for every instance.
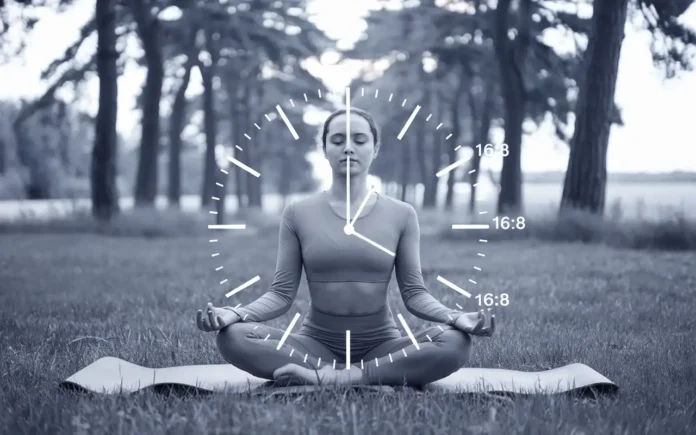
[479,313,496,337]
[198,304,238,332]
[196,310,204,331]
[207,303,218,330]
[472,310,486,333]
[201,314,211,331]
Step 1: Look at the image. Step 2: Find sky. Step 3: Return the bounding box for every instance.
[1,0,696,177]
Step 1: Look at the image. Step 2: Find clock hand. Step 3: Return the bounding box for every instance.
[346,155,350,224]
[349,187,374,227]
[351,230,395,257]
[345,88,351,225]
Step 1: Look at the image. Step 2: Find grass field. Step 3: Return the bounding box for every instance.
[1,228,695,434]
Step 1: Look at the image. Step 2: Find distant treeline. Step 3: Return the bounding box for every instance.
[522,171,696,184]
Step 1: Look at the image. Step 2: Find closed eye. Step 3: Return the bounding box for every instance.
[330,134,345,144]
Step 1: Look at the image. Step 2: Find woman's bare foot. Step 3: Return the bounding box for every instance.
[272,364,364,386]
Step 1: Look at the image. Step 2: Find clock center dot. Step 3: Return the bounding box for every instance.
[344,224,354,235]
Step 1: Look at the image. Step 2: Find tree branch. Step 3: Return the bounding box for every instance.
[13,51,97,129]
[40,16,96,81]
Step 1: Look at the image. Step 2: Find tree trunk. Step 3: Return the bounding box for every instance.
[467,79,493,214]
[242,84,255,207]
[200,65,218,208]
[278,147,291,209]
[422,85,440,209]
[414,109,428,207]
[200,29,220,208]
[91,0,120,221]
[233,92,246,210]
[216,169,228,225]
[421,126,439,208]
[246,75,263,208]
[399,133,411,202]
[223,74,243,211]
[444,76,467,211]
[131,0,163,207]
[494,0,531,215]
[0,138,5,174]
[168,53,195,208]
[560,0,629,215]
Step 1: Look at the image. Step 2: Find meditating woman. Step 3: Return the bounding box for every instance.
[196,107,495,386]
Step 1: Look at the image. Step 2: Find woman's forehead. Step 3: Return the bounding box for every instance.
[326,114,372,133]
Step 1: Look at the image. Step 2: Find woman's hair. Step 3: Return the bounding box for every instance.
[319,107,381,150]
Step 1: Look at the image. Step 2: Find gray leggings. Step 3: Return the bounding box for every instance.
[216,321,472,386]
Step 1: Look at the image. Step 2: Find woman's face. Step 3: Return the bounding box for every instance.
[323,113,378,177]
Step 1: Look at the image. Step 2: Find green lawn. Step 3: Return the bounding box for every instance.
[1,231,695,434]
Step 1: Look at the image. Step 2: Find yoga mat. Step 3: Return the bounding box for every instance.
[59,357,618,396]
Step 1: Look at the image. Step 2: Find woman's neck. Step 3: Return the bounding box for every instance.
[328,173,371,203]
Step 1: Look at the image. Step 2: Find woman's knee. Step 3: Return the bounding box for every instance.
[216,322,252,363]
[439,328,472,367]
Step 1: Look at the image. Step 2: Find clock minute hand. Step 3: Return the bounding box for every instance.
[351,230,395,257]
[345,88,351,226]
[345,156,351,225]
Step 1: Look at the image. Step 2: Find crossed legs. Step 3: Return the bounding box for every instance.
[359,325,472,386]
[217,322,472,386]
[216,322,337,380]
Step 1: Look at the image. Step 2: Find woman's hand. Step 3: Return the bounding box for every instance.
[453,310,496,337]
[196,302,241,332]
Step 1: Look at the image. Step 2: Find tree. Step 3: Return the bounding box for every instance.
[560,0,630,215]
[92,0,120,220]
[130,0,164,207]
[199,27,220,208]
[344,0,593,211]
[561,0,695,215]
[167,25,198,208]
[493,0,532,214]
[465,74,495,214]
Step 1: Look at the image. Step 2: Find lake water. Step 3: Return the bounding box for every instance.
[0,181,693,222]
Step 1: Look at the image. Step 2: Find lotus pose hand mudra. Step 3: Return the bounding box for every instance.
[196,108,495,386]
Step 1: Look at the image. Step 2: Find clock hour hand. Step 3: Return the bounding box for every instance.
[350,229,395,257]
[349,187,374,227]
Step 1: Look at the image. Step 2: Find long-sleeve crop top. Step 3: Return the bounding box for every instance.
[224,191,462,329]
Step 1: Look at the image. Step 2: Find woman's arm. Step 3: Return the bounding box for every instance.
[394,204,462,325]
[222,201,302,322]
